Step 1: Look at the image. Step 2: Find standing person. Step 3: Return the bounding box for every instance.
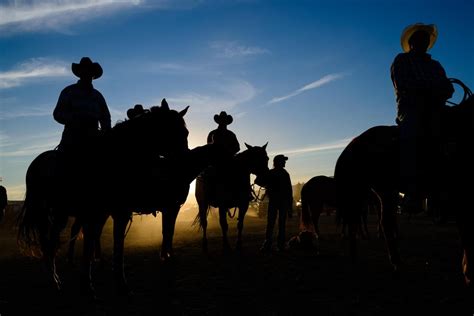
[390,23,454,212]
[54,57,111,160]
[259,154,293,253]
[0,185,7,222]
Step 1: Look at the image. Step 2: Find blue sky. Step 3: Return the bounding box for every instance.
[1,0,473,200]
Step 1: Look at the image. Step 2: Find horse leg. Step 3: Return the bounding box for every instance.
[311,205,322,239]
[236,205,248,251]
[379,191,401,274]
[111,210,131,294]
[80,213,108,297]
[198,204,209,253]
[219,207,231,252]
[161,205,180,261]
[67,217,82,264]
[39,213,68,291]
[456,203,474,287]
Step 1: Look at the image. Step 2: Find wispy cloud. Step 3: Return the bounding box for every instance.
[0,0,143,32]
[0,106,52,120]
[267,73,346,105]
[210,41,270,58]
[268,138,352,157]
[0,0,204,33]
[0,58,68,89]
[0,131,61,157]
[167,79,257,113]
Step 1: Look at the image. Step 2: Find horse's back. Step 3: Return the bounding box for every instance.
[302,176,336,206]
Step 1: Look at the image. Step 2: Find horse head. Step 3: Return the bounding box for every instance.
[244,142,269,177]
[112,98,189,159]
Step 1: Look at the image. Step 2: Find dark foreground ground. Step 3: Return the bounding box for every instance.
[0,204,473,316]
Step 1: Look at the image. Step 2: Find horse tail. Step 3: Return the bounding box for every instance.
[192,174,210,231]
[17,151,55,257]
[300,184,313,231]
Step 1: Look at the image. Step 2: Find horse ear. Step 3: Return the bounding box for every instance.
[262,142,268,150]
[179,106,190,117]
[245,143,253,150]
[161,98,170,110]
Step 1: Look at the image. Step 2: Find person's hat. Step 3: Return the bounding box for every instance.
[127,104,148,119]
[214,111,233,125]
[401,23,438,53]
[273,154,288,163]
[72,57,103,79]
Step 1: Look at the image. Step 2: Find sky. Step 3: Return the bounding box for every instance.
[0,0,473,201]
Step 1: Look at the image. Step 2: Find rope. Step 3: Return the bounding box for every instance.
[448,78,473,105]
[227,207,238,219]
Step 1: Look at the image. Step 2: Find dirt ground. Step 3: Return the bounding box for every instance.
[0,204,473,316]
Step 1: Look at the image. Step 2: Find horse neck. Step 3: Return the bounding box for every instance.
[182,144,217,182]
[234,150,252,175]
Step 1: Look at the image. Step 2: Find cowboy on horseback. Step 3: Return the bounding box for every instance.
[54,57,111,158]
[204,111,241,205]
[390,23,454,212]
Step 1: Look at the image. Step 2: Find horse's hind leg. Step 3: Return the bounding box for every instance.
[310,205,322,239]
[39,213,68,291]
[112,210,131,294]
[198,204,209,252]
[235,206,248,251]
[67,217,82,264]
[219,207,231,252]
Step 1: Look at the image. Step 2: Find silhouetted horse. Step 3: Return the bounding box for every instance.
[300,175,381,239]
[16,100,218,296]
[195,143,269,252]
[335,79,473,286]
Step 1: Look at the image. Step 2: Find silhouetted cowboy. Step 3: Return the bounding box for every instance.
[54,57,111,155]
[204,111,241,205]
[207,111,240,157]
[391,23,454,212]
[0,185,7,222]
[259,154,293,253]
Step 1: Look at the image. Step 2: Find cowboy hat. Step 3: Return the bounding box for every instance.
[273,154,288,163]
[72,57,103,79]
[401,23,438,53]
[127,104,148,119]
[214,111,233,125]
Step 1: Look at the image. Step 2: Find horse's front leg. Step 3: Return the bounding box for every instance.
[80,213,109,298]
[67,217,82,264]
[236,205,248,251]
[161,205,180,261]
[219,207,231,252]
[379,191,401,275]
[112,210,131,295]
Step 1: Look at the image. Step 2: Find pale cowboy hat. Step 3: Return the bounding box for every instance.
[401,23,438,53]
[214,111,233,125]
[72,57,103,79]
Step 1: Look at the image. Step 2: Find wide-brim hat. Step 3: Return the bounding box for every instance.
[127,104,149,119]
[274,154,288,163]
[214,111,233,125]
[72,57,103,79]
[401,23,437,53]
